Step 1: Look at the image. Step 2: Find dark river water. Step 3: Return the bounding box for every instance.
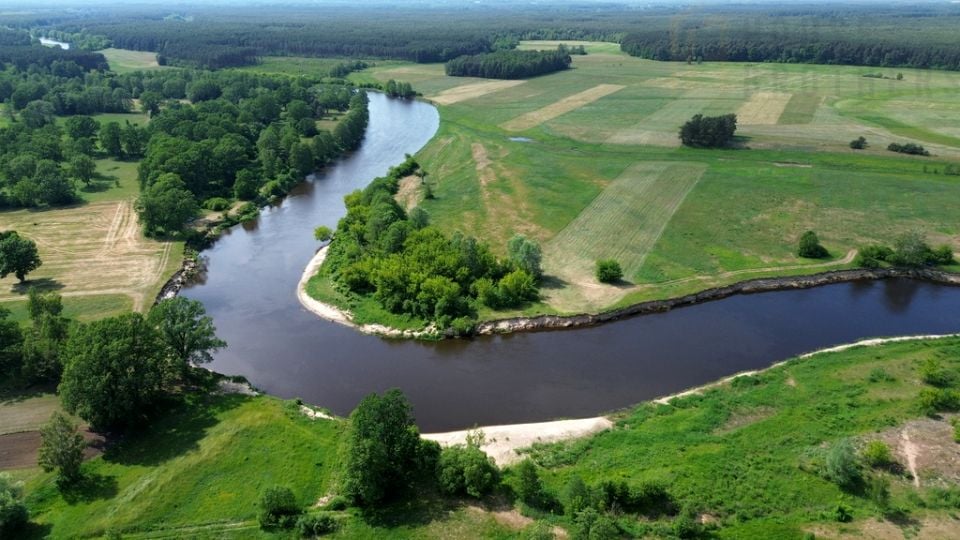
[183,93,960,432]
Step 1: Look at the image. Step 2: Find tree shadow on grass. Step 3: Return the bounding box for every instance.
[9,277,64,295]
[102,393,249,467]
[59,472,119,504]
[15,521,53,540]
[539,275,568,291]
[359,488,461,529]
[79,178,118,194]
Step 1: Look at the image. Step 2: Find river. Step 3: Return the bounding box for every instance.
[38,37,70,49]
[182,92,960,432]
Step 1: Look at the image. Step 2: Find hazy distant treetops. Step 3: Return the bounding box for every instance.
[445,48,572,79]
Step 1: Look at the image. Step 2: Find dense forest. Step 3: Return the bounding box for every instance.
[0,40,370,236]
[445,49,571,79]
[5,3,960,71]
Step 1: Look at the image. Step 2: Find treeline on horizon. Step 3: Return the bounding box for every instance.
[5,3,960,71]
[445,49,571,79]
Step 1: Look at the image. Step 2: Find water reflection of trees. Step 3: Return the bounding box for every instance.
[881,279,920,314]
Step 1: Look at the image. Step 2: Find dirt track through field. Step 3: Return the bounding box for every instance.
[429,80,526,105]
[501,84,625,131]
[0,200,175,312]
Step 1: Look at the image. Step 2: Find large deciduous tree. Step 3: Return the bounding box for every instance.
[135,173,199,236]
[0,231,42,282]
[59,313,170,432]
[148,297,226,380]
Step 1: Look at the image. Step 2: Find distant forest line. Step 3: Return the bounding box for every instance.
[3,3,960,70]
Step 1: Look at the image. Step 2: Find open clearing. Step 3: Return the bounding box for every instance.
[0,200,182,313]
[429,79,526,105]
[501,84,625,131]
[100,48,165,73]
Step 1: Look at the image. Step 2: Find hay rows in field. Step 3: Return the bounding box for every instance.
[501,84,625,131]
[0,200,172,310]
[736,92,792,125]
[429,80,526,105]
[544,162,706,280]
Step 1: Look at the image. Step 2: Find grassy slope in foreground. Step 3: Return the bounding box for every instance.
[17,337,960,538]
[347,48,960,325]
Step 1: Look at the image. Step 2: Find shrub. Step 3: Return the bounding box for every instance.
[855,244,893,268]
[449,316,475,337]
[849,136,867,150]
[595,259,623,283]
[797,231,829,259]
[952,418,960,443]
[887,142,929,156]
[832,499,853,522]
[0,473,28,535]
[523,521,556,540]
[572,507,619,540]
[824,439,861,490]
[918,387,960,415]
[322,495,349,511]
[498,269,538,307]
[258,486,300,529]
[919,358,954,387]
[202,197,231,211]
[868,368,895,382]
[313,225,332,242]
[866,475,890,511]
[930,245,955,265]
[296,512,337,537]
[436,444,500,498]
[861,441,893,468]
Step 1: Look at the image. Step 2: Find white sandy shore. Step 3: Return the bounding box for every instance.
[420,332,960,465]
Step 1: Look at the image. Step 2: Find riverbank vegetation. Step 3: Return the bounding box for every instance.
[8,336,960,538]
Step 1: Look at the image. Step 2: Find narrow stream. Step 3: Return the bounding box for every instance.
[183,93,960,432]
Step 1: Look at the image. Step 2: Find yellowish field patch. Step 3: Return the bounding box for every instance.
[429,80,526,105]
[501,84,625,131]
[542,162,706,311]
[100,48,164,73]
[0,200,178,312]
[737,91,793,125]
[606,97,717,146]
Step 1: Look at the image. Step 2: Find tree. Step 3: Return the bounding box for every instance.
[0,472,28,535]
[21,289,69,382]
[0,307,22,377]
[343,389,433,506]
[797,230,829,258]
[58,313,170,432]
[33,160,77,206]
[507,234,543,279]
[595,259,623,283]
[148,297,226,380]
[680,113,737,147]
[20,100,55,129]
[121,123,148,158]
[849,136,867,150]
[289,142,315,177]
[0,231,42,282]
[313,225,332,242]
[136,173,199,236]
[68,154,97,185]
[139,91,162,116]
[515,459,546,506]
[38,412,86,487]
[99,121,123,158]
[64,116,100,140]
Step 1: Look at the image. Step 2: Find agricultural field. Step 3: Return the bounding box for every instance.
[0,114,183,320]
[359,42,960,315]
[99,48,166,74]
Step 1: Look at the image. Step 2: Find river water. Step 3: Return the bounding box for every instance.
[182,92,960,432]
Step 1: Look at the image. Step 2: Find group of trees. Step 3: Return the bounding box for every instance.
[445,48,572,79]
[887,142,929,156]
[384,79,415,99]
[321,157,542,330]
[679,113,737,148]
[856,232,954,268]
[134,72,368,236]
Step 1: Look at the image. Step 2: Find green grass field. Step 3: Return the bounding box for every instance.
[99,48,166,74]
[16,336,960,538]
[527,337,960,538]
[351,42,960,316]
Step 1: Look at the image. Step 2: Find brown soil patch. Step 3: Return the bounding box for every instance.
[0,200,175,312]
[430,80,526,105]
[810,517,960,539]
[0,429,103,470]
[501,84,625,131]
[875,417,960,488]
[395,175,423,212]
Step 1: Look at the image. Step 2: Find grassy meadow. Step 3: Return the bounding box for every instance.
[99,48,166,74]
[10,336,960,538]
[353,45,960,314]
